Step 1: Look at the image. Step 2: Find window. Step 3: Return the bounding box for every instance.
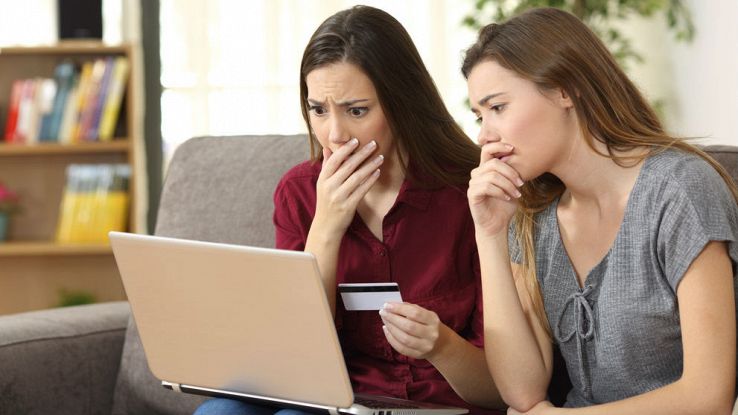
[159,0,478,162]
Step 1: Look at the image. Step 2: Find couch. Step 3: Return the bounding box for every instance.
[0,137,736,415]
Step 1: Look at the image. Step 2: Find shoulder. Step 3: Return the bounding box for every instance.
[274,160,320,202]
[643,149,732,206]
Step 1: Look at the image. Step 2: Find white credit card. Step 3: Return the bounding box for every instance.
[338,282,402,311]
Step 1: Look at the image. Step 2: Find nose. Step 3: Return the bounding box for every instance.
[476,119,500,146]
[327,115,350,146]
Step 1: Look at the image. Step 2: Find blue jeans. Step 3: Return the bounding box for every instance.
[193,398,314,415]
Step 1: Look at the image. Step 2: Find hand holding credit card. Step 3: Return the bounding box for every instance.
[338,282,402,311]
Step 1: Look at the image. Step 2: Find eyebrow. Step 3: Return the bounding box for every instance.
[307,98,369,107]
[477,92,506,107]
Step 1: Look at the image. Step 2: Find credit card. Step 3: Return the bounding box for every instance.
[338,282,402,311]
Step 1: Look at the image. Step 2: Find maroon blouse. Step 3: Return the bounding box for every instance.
[273,160,500,414]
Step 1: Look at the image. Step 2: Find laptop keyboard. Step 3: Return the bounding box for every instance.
[354,396,422,409]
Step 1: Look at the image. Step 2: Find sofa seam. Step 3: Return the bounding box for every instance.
[0,327,127,348]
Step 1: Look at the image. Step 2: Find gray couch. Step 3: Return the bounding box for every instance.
[0,135,309,415]
[0,137,736,415]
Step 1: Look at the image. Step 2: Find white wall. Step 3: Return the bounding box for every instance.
[624,0,738,145]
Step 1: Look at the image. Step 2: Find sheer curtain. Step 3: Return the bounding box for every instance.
[159,0,479,163]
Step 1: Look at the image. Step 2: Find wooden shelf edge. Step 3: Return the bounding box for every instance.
[0,140,131,155]
[0,44,129,56]
[0,241,112,257]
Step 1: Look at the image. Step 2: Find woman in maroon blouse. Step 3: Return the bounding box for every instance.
[195,5,504,415]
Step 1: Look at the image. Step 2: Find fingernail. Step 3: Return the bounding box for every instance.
[378,309,385,316]
[375,155,384,164]
[383,302,393,310]
[367,140,377,149]
[350,137,359,145]
[515,190,522,198]
[516,178,524,187]
[505,144,514,150]
[382,325,388,332]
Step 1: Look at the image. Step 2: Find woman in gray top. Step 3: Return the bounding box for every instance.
[462,7,738,415]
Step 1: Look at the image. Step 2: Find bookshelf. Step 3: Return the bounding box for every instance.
[0,44,136,314]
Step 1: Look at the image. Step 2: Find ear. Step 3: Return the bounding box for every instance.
[556,88,575,109]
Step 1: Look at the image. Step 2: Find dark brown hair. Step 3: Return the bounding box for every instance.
[462,7,738,337]
[300,5,478,188]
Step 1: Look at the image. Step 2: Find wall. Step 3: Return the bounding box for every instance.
[625,0,738,145]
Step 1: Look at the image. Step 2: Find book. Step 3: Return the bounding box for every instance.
[98,57,129,141]
[3,80,24,142]
[56,163,131,243]
[58,75,80,144]
[44,61,76,141]
[71,61,94,143]
[14,79,38,144]
[36,78,58,142]
[86,57,114,141]
[76,59,107,142]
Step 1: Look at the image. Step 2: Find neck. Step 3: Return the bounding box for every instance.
[551,138,646,214]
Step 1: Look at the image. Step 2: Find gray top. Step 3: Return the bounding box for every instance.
[509,149,738,407]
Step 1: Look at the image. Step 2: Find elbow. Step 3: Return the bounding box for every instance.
[500,388,547,413]
[687,394,734,415]
[680,377,735,415]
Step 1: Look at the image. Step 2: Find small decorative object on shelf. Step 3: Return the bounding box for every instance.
[0,181,20,242]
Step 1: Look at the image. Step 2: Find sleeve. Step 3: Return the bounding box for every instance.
[461,212,485,348]
[466,247,485,348]
[272,177,307,251]
[656,159,738,291]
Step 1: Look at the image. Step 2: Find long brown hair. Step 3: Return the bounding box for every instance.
[300,5,478,188]
[462,7,738,338]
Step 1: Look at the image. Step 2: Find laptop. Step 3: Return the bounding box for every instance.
[109,232,469,415]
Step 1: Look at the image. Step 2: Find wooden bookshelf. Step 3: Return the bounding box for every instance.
[0,241,112,257]
[0,139,130,155]
[0,44,136,314]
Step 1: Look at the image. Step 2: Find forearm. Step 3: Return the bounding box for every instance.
[548,379,734,415]
[428,324,505,409]
[305,225,342,317]
[478,230,549,408]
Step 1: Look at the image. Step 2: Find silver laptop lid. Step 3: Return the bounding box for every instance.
[109,232,354,409]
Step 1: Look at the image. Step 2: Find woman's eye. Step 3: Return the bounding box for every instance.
[309,105,326,116]
[348,107,368,117]
[490,103,506,113]
[474,114,482,124]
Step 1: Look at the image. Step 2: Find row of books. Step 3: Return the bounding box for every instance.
[56,164,130,243]
[3,57,130,144]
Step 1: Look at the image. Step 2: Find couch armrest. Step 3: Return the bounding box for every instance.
[0,301,130,415]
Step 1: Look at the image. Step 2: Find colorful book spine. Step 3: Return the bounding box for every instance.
[86,57,114,141]
[98,57,129,141]
[56,163,131,243]
[71,61,94,143]
[36,78,58,142]
[76,59,107,142]
[3,80,23,142]
[45,61,76,141]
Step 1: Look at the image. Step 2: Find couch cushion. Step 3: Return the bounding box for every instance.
[111,134,308,415]
[704,145,738,184]
[0,302,129,415]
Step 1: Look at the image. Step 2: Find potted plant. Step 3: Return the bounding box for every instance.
[462,0,694,72]
[0,181,20,242]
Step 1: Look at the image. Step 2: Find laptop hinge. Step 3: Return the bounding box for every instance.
[162,381,182,393]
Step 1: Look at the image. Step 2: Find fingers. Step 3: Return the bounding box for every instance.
[480,141,514,164]
[470,158,523,201]
[383,324,430,356]
[380,303,440,358]
[322,138,378,184]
